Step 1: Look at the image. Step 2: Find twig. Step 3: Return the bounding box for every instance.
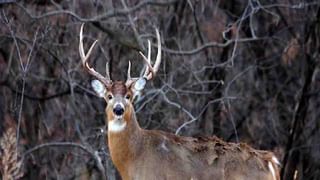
[175,96,238,135]
[120,0,143,49]
[162,37,265,55]
[223,66,255,142]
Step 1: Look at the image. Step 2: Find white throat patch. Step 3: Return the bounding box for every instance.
[108,119,127,133]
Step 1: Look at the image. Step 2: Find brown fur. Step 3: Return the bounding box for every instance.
[104,83,280,180]
[109,81,128,96]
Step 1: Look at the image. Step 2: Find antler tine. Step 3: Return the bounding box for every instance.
[125,61,139,87]
[127,61,131,79]
[139,42,155,78]
[139,28,162,80]
[150,28,162,79]
[142,40,152,78]
[105,62,111,82]
[126,61,132,87]
[79,23,112,86]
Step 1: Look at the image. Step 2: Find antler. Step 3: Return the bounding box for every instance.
[125,28,161,86]
[79,24,112,86]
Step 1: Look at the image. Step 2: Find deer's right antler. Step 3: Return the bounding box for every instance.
[79,24,112,87]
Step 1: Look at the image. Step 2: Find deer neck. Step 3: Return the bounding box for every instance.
[107,107,142,175]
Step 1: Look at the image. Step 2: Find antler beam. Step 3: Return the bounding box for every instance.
[79,24,112,86]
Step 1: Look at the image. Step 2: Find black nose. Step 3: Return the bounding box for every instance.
[113,104,124,116]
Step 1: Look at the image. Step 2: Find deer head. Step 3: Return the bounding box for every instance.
[79,24,161,133]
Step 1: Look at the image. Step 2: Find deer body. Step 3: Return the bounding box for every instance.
[79,24,280,180]
[106,89,278,180]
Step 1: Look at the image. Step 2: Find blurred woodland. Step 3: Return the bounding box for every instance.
[0,0,320,179]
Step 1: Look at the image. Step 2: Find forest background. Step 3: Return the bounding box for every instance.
[0,0,320,179]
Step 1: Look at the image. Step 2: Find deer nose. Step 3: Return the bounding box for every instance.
[113,104,124,116]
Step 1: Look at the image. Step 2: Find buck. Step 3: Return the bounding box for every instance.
[79,24,280,180]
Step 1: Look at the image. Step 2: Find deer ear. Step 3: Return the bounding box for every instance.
[131,78,146,100]
[91,80,106,98]
[133,78,146,91]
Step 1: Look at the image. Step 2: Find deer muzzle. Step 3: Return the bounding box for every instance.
[113,103,124,116]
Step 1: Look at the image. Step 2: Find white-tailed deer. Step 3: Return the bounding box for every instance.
[79,24,280,180]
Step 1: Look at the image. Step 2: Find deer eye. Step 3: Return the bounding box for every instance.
[107,94,113,100]
[125,94,131,100]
